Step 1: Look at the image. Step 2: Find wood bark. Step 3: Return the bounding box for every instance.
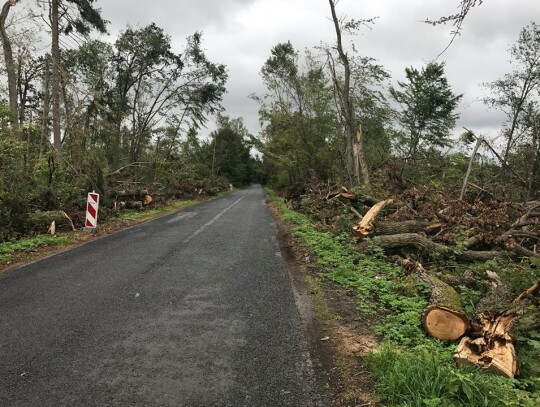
[328,0,369,186]
[402,260,469,341]
[40,55,50,158]
[51,0,61,151]
[360,233,507,261]
[371,220,443,236]
[460,136,483,200]
[0,0,18,127]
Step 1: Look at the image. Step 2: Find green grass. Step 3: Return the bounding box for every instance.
[119,200,198,221]
[367,344,539,407]
[0,235,74,263]
[266,187,540,406]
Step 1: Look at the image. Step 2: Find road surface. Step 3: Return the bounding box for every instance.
[0,186,322,406]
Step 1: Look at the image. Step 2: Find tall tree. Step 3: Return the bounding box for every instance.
[49,0,107,151]
[0,0,19,126]
[484,22,540,181]
[328,0,371,185]
[390,62,462,159]
[110,25,226,165]
[256,43,341,185]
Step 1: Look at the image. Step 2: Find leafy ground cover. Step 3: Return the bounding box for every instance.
[267,188,540,407]
[0,235,75,263]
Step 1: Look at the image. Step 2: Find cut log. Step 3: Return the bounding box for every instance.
[143,194,153,206]
[423,306,469,341]
[353,199,393,239]
[360,233,506,262]
[402,260,469,341]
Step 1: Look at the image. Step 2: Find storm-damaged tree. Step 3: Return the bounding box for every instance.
[390,62,462,162]
[255,42,341,186]
[109,24,227,167]
[327,0,374,186]
[484,22,540,185]
[48,0,107,151]
[426,0,484,56]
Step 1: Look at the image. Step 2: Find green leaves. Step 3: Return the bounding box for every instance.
[390,62,462,159]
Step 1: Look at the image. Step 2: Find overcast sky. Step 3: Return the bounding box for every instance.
[97,0,539,141]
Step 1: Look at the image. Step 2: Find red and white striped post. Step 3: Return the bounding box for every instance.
[83,191,100,231]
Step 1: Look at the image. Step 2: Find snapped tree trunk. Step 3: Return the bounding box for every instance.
[352,199,393,239]
[359,233,507,262]
[452,273,539,378]
[328,0,369,186]
[460,136,483,200]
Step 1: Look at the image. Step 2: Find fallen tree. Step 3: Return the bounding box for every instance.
[360,233,510,261]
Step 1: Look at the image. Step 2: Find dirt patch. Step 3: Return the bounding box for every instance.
[268,199,380,406]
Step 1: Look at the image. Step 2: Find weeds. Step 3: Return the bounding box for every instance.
[0,235,74,263]
[266,188,540,406]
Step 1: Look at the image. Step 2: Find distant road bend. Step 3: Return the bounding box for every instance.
[0,185,322,407]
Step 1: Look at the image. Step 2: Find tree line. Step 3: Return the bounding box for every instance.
[0,0,260,240]
[256,1,539,202]
[0,0,538,240]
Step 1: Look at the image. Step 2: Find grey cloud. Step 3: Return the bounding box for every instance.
[95,0,540,137]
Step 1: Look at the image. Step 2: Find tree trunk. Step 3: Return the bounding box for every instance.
[0,0,18,127]
[371,220,443,236]
[402,260,469,341]
[359,233,507,261]
[40,55,51,158]
[328,0,369,186]
[451,273,540,378]
[352,199,393,239]
[460,136,483,200]
[51,0,62,151]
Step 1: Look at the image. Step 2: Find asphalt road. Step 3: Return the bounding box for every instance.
[0,186,322,407]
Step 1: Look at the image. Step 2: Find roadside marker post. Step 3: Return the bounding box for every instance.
[83,191,100,232]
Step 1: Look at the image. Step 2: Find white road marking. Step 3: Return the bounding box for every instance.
[183,194,248,243]
[166,212,198,224]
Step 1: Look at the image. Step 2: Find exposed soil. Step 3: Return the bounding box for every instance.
[267,198,380,407]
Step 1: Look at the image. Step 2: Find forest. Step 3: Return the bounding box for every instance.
[0,0,539,406]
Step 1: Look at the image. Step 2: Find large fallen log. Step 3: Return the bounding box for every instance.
[360,233,507,261]
[453,276,540,377]
[402,260,469,341]
[371,220,444,236]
